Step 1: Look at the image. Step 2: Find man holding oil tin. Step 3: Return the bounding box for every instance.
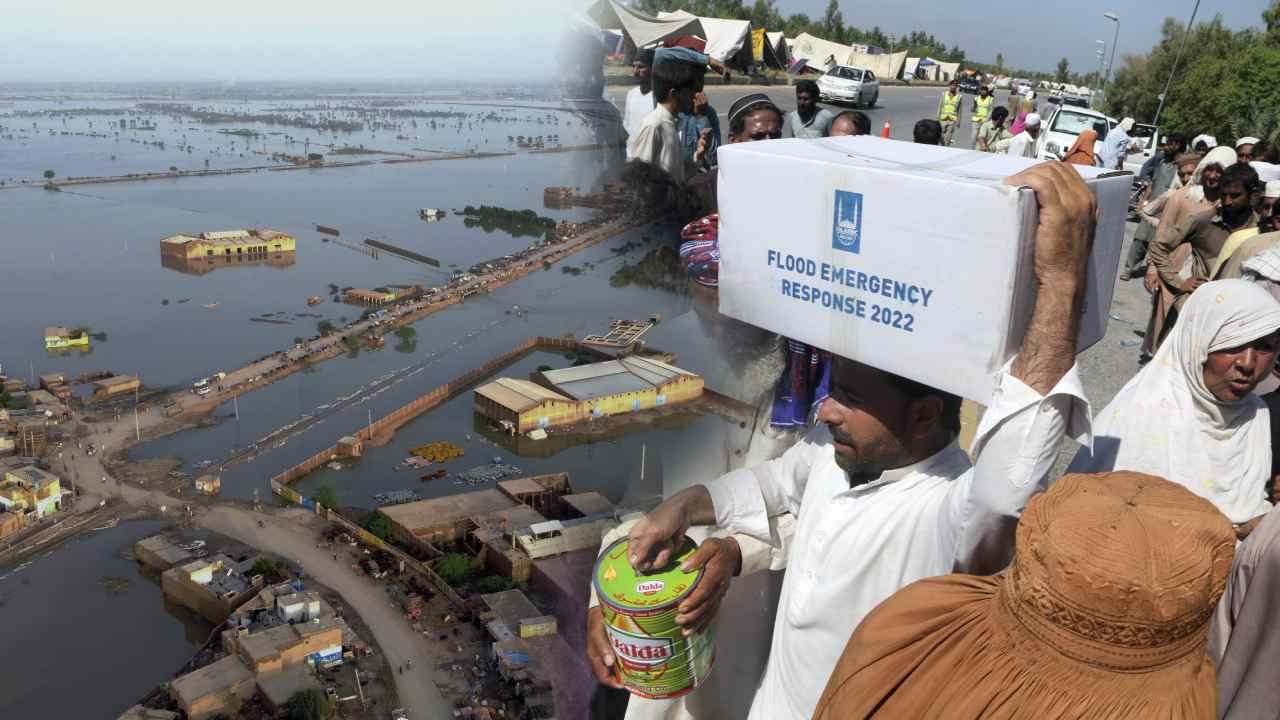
[589,162,1097,719]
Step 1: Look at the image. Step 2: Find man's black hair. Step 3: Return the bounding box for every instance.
[651,60,705,104]
[913,118,943,145]
[1164,131,1187,152]
[634,48,655,67]
[888,374,963,437]
[991,106,1009,123]
[835,110,871,135]
[1222,162,1262,193]
[795,79,820,98]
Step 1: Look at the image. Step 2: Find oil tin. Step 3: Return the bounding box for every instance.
[593,535,716,699]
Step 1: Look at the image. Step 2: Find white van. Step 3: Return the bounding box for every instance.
[1037,106,1115,163]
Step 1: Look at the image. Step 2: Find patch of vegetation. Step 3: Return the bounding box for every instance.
[317,320,336,336]
[285,687,333,720]
[394,326,416,340]
[249,556,286,583]
[314,485,338,509]
[473,574,516,594]
[435,552,475,586]
[462,204,557,239]
[364,513,393,541]
[560,265,582,276]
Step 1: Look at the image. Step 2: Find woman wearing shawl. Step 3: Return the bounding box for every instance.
[1069,279,1280,528]
[1141,146,1237,355]
[1008,101,1032,135]
[1061,128,1099,166]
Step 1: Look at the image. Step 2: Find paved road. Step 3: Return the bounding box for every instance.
[200,505,454,720]
[608,83,1034,144]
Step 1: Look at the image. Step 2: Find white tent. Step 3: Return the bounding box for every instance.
[936,61,961,81]
[588,0,704,50]
[849,49,907,80]
[788,32,852,70]
[656,10,753,65]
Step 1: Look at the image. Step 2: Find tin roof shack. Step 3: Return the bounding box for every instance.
[168,655,255,720]
[0,465,62,521]
[481,590,558,641]
[482,591,563,715]
[469,505,546,583]
[474,378,581,435]
[378,488,518,549]
[161,554,261,624]
[90,375,140,403]
[496,473,570,517]
[133,534,193,572]
[275,591,323,624]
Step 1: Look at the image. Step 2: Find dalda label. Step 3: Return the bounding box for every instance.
[609,626,674,666]
[636,580,665,596]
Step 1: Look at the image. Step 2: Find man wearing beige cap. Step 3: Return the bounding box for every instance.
[1237,136,1261,165]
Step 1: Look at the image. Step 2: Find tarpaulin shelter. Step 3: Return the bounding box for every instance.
[656,10,754,70]
[787,33,904,79]
[587,0,704,52]
[936,61,961,81]
[752,28,786,69]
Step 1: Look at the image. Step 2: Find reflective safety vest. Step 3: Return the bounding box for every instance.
[973,95,994,123]
[939,92,961,121]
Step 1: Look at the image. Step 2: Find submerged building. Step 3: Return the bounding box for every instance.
[161,229,296,259]
[474,356,704,434]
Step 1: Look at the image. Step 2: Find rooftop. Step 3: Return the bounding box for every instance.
[563,491,614,517]
[476,378,572,413]
[539,356,697,401]
[117,705,179,720]
[257,664,321,708]
[482,589,543,628]
[5,465,58,488]
[497,473,569,498]
[472,504,547,532]
[170,655,253,703]
[379,488,515,534]
[93,375,139,389]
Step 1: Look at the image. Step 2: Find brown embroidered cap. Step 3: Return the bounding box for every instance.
[813,472,1237,720]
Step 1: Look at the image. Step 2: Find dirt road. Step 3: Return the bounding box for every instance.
[198,505,453,720]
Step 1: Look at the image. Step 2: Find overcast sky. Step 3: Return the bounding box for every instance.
[3,1,1272,82]
[2,0,578,82]
[779,0,1273,73]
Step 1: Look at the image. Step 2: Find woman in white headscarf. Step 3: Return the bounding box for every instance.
[1071,279,1280,527]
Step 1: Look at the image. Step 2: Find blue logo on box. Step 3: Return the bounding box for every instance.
[832,190,863,254]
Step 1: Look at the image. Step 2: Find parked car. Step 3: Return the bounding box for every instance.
[958,73,983,94]
[817,65,881,108]
[1038,105,1115,162]
[1013,78,1034,96]
[1124,122,1161,175]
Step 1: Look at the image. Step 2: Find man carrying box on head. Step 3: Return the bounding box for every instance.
[586,162,1098,719]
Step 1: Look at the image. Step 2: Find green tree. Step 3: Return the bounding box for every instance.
[435,552,474,586]
[1055,57,1070,83]
[250,556,282,580]
[823,0,844,42]
[1266,0,1280,45]
[474,574,516,594]
[314,485,338,509]
[43,169,54,180]
[750,0,781,30]
[285,687,330,720]
[394,326,416,340]
[364,512,393,541]
[1164,41,1280,144]
[317,319,336,336]
[996,52,1004,71]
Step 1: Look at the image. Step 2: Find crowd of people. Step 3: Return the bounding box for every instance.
[598,47,1280,719]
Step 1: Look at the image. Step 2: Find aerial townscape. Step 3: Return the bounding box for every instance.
[3,2,1280,720]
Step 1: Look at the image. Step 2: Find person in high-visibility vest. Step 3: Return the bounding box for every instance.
[936,80,962,147]
[969,85,994,149]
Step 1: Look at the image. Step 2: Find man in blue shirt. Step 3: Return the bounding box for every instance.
[679,91,721,173]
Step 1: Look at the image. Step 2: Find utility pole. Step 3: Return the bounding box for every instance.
[1154,0,1201,126]
[133,376,141,442]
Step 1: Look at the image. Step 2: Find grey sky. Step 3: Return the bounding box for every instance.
[3,0,576,82]
[779,0,1272,73]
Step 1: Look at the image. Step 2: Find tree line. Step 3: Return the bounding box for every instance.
[1107,2,1279,143]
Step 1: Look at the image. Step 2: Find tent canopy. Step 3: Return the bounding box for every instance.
[766,31,788,64]
[656,11,752,65]
[787,33,904,78]
[588,0,704,50]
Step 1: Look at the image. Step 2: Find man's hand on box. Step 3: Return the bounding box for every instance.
[1004,161,1097,287]
[674,537,740,636]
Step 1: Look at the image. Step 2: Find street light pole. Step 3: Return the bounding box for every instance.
[1154,0,1201,126]
[1094,41,1106,109]
[1103,12,1120,91]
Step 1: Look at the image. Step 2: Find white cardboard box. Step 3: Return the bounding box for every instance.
[716,136,1130,403]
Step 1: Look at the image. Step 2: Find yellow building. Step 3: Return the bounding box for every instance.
[475,357,704,434]
[0,466,63,520]
[44,326,89,350]
[160,229,296,261]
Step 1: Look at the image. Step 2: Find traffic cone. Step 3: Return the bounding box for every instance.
[880,120,891,138]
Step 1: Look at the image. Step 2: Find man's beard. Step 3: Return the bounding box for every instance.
[640,78,652,95]
[831,430,909,487]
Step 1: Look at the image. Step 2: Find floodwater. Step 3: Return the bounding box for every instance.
[0,520,212,720]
